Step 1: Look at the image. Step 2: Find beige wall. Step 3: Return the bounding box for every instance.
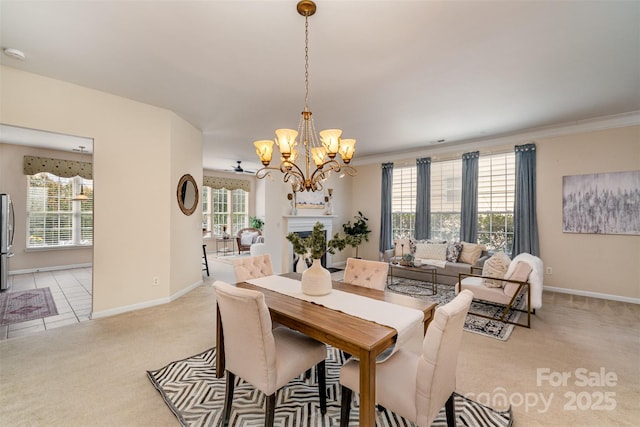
[169,114,203,295]
[1,66,203,315]
[536,125,639,299]
[352,125,640,301]
[0,143,93,270]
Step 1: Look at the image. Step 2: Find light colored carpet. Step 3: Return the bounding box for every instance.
[0,275,638,426]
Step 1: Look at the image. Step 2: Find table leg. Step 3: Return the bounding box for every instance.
[215,304,225,378]
[358,349,376,427]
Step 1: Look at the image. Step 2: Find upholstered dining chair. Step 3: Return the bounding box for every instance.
[339,290,473,427]
[213,281,327,427]
[342,257,389,291]
[231,253,274,283]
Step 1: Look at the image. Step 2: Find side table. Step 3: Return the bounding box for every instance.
[216,238,235,256]
[388,263,437,295]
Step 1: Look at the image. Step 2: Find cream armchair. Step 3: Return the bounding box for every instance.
[343,257,389,291]
[214,281,327,426]
[456,252,543,328]
[339,290,473,427]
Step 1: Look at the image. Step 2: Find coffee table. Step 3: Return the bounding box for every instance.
[388,263,437,295]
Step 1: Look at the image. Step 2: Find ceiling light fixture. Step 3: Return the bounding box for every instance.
[253,0,356,192]
[72,146,89,201]
[3,48,26,60]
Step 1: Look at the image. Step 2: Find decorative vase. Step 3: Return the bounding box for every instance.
[301,258,332,296]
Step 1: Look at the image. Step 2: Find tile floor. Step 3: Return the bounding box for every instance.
[0,266,92,340]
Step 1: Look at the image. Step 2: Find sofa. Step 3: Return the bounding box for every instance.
[382,239,489,286]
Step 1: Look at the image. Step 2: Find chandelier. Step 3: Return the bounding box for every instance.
[253,0,356,192]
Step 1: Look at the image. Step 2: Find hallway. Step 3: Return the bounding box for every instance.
[0,266,92,340]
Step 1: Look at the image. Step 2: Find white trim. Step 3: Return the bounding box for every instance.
[9,263,92,275]
[90,279,204,319]
[544,286,640,305]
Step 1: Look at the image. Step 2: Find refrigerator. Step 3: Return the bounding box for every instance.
[1,193,15,291]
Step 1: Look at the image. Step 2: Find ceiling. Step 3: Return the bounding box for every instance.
[1,0,638,172]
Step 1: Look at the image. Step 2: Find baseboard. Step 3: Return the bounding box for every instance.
[544,285,640,305]
[91,279,204,319]
[9,263,93,275]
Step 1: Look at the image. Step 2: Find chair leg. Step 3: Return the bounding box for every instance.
[445,393,456,427]
[202,244,210,276]
[340,385,352,427]
[265,393,276,427]
[222,371,235,427]
[317,361,327,415]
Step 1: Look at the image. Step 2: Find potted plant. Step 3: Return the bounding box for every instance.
[286,222,346,295]
[249,216,264,231]
[342,211,371,258]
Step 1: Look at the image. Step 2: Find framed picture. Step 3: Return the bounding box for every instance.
[296,191,325,209]
[562,170,640,235]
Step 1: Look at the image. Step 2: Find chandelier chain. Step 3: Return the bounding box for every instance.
[304,15,310,112]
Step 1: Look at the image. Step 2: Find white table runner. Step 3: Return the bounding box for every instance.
[246,275,424,360]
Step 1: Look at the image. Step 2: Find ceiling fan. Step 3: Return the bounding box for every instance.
[227,160,255,174]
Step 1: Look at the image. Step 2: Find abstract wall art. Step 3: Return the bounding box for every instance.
[562,170,640,235]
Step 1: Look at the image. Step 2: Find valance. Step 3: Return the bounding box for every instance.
[23,155,93,179]
[203,176,250,192]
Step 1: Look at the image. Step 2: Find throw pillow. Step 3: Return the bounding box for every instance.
[240,231,258,246]
[446,241,463,262]
[458,242,486,265]
[414,243,447,261]
[482,251,512,287]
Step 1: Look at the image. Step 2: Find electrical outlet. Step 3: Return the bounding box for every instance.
[546,267,552,275]
[152,276,159,286]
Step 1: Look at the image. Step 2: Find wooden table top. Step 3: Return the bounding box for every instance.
[236,272,436,356]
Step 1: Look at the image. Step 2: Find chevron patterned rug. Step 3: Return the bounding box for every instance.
[148,346,513,427]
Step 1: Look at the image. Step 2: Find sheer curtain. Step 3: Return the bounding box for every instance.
[460,151,479,243]
[513,143,540,256]
[414,157,431,240]
[380,162,394,256]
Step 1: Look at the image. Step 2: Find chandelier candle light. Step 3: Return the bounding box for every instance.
[253,0,357,192]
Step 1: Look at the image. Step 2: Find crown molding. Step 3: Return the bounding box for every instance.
[353,111,640,167]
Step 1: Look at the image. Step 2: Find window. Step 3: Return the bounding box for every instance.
[389,152,514,249]
[202,187,249,235]
[477,152,515,253]
[430,159,462,242]
[27,173,93,248]
[391,166,416,239]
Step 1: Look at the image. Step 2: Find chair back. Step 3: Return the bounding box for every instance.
[343,258,389,290]
[232,254,274,283]
[415,290,473,426]
[213,281,277,394]
[503,261,533,298]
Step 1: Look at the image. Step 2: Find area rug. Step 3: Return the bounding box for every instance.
[387,279,524,341]
[0,287,58,326]
[148,346,512,427]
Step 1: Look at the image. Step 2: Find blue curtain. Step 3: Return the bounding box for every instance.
[414,157,431,240]
[513,143,540,256]
[460,151,479,242]
[380,162,394,254]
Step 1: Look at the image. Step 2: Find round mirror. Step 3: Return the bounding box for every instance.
[177,174,199,216]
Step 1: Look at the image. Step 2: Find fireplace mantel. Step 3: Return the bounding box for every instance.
[283,215,336,233]
[283,215,337,270]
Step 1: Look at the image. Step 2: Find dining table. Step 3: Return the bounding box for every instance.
[215,272,437,427]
